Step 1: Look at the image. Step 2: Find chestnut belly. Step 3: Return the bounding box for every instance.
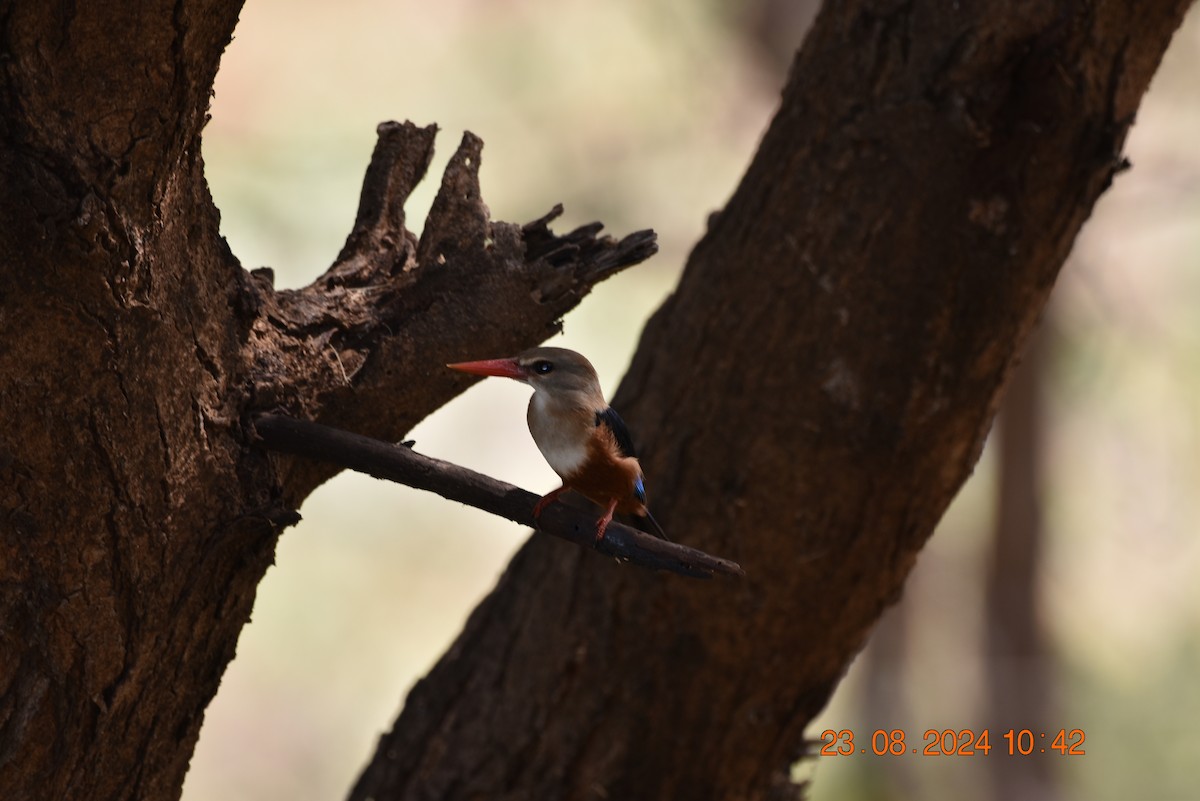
[565,456,644,515]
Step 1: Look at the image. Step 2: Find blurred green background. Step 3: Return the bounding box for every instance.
[187,2,1200,799]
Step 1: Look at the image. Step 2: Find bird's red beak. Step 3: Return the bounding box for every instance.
[446,357,525,380]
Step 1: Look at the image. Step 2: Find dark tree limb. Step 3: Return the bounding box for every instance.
[252,414,744,579]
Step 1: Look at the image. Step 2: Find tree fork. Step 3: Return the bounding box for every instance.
[0,5,658,797]
[0,1,1194,801]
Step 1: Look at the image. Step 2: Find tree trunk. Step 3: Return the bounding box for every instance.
[0,4,653,800]
[986,320,1054,801]
[349,3,1192,801]
[0,2,1192,801]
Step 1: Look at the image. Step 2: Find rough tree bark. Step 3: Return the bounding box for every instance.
[348,2,1192,801]
[0,3,1191,801]
[0,3,653,800]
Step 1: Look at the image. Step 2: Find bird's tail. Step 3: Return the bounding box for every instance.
[636,509,670,542]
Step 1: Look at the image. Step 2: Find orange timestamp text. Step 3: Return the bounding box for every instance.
[818,728,1086,757]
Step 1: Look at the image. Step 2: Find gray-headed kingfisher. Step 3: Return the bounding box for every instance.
[448,347,668,543]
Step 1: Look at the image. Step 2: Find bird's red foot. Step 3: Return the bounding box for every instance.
[533,486,567,524]
[594,499,618,543]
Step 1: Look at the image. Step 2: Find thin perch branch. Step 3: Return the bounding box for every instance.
[252,414,745,579]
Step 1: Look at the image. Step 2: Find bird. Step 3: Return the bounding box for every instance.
[447,347,668,543]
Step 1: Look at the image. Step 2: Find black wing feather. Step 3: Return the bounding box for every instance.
[596,407,638,459]
[597,408,670,541]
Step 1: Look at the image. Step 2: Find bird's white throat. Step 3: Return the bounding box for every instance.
[527,391,589,478]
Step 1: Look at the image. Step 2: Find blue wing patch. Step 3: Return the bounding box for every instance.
[633,475,647,504]
[596,407,638,459]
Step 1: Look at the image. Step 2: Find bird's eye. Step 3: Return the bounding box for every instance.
[532,360,554,375]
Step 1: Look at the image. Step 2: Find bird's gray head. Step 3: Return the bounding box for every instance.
[512,347,601,398]
[448,347,604,404]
